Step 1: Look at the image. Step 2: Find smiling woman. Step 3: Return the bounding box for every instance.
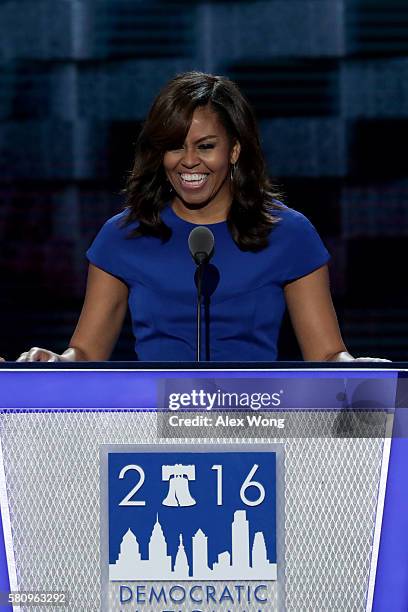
[15,71,389,363]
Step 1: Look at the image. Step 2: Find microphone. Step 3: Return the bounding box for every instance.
[188,226,215,265]
[188,227,215,362]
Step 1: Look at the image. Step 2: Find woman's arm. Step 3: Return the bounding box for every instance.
[284,264,388,362]
[17,264,129,362]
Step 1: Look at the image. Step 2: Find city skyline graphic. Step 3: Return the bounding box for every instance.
[110,509,277,581]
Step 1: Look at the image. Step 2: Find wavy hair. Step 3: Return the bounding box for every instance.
[122,71,283,251]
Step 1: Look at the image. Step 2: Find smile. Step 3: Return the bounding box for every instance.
[179,173,209,189]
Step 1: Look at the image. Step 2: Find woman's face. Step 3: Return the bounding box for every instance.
[163,105,240,213]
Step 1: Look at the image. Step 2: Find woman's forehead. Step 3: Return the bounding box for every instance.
[185,107,225,139]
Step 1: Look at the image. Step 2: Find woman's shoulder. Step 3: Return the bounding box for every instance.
[267,201,329,278]
[86,211,142,267]
[87,209,141,280]
[269,200,314,230]
[96,209,139,240]
[103,208,133,228]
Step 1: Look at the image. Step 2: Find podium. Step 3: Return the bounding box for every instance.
[0,363,407,611]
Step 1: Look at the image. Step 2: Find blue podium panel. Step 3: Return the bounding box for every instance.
[0,365,405,612]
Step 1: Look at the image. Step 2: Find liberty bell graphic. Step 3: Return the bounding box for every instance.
[162,464,196,507]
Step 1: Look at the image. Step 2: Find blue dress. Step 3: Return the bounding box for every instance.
[87,204,329,361]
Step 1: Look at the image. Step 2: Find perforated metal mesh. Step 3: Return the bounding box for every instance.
[0,411,387,611]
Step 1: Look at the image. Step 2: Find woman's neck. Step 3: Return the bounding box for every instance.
[171,197,231,225]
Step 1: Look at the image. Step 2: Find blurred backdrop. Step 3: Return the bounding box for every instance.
[0,0,407,361]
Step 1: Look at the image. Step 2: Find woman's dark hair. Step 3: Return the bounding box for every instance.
[122,71,283,251]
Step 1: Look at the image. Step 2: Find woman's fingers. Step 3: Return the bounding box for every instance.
[16,347,60,362]
[354,357,392,362]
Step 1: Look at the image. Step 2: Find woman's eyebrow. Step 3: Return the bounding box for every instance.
[194,135,218,143]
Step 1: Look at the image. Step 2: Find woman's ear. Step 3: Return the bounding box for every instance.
[230,140,241,165]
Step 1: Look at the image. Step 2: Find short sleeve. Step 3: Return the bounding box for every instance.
[279,208,330,283]
[86,212,130,284]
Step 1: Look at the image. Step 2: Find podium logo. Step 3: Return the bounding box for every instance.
[106,449,277,583]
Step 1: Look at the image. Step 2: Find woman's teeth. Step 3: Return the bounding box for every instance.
[180,173,209,187]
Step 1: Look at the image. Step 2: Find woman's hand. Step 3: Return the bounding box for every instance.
[16,347,85,362]
[354,357,392,362]
[330,352,391,363]
[17,347,64,362]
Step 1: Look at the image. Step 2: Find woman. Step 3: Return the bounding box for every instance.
[16,72,387,363]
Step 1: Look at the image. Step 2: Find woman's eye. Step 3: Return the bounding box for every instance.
[166,143,184,151]
[198,143,215,150]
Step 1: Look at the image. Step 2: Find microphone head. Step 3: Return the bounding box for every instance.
[188,226,215,265]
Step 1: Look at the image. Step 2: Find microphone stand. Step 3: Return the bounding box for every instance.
[195,258,205,362]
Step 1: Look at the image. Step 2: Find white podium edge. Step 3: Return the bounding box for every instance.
[365,415,394,612]
[0,435,20,612]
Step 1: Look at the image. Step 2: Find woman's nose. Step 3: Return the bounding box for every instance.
[181,147,200,168]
